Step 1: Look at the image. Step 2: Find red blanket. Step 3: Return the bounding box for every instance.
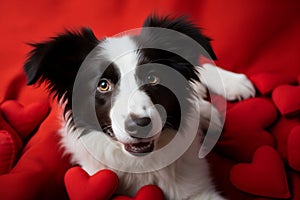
[0,0,300,199]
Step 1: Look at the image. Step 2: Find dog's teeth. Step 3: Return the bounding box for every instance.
[125,141,154,154]
[131,143,151,151]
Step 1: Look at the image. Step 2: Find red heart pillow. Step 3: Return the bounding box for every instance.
[271,117,300,162]
[65,166,119,200]
[0,130,22,174]
[0,100,50,139]
[290,172,300,200]
[272,84,300,117]
[0,102,24,175]
[250,73,296,94]
[0,99,51,175]
[287,126,300,171]
[113,185,165,200]
[230,146,290,199]
[216,98,277,162]
[65,167,165,200]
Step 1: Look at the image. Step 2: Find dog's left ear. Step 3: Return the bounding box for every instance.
[141,15,217,64]
[24,28,99,100]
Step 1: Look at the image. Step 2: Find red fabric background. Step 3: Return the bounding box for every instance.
[1,0,300,98]
[0,0,300,199]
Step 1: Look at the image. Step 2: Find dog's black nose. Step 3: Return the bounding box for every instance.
[125,115,152,139]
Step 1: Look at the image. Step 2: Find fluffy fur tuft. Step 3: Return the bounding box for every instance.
[24,28,99,117]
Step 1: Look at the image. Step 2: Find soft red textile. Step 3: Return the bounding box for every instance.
[271,117,300,163]
[287,126,300,171]
[272,84,300,117]
[65,167,119,200]
[249,73,296,95]
[1,100,50,139]
[0,100,70,200]
[290,172,300,200]
[0,100,50,175]
[230,146,290,199]
[0,102,24,175]
[0,130,22,174]
[216,98,277,162]
[65,166,165,200]
[113,185,165,200]
[1,0,300,199]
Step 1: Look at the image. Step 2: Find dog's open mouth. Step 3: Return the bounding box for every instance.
[125,141,154,155]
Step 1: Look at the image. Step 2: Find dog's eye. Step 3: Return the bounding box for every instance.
[147,73,159,85]
[97,79,113,93]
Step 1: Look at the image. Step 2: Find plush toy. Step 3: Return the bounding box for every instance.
[230,146,290,198]
[0,99,70,200]
[216,97,277,162]
[273,84,300,117]
[0,130,22,174]
[65,167,119,200]
[65,167,165,200]
[0,100,50,174]
[216,74,300,199]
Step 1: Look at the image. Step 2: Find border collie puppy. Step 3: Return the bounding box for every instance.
[24,15,255,199]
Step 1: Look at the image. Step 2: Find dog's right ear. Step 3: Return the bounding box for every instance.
[24,28,99,100]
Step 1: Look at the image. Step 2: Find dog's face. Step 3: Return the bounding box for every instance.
[94,36,192,155]
[24,15,216,156]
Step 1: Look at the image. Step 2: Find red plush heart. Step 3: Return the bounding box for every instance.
[113,185,165,200]
[271,117,300,162]
[272,84,300,117]
[0,100,50,139]
[0,131,18,174]
[65,167,119,200]
[216,98,277,162]
[250,73,296,94]
[290,172,300,200]
[287,126,300,171]
[230,146,290,199]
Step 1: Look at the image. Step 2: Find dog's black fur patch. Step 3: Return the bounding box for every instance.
[133,15,216,130]
[24,28,99,117]
[95,62,120,137]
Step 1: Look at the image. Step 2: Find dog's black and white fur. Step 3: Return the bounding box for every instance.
[24,15,255,199]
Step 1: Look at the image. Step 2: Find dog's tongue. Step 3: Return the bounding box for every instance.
[125,141,154,155]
